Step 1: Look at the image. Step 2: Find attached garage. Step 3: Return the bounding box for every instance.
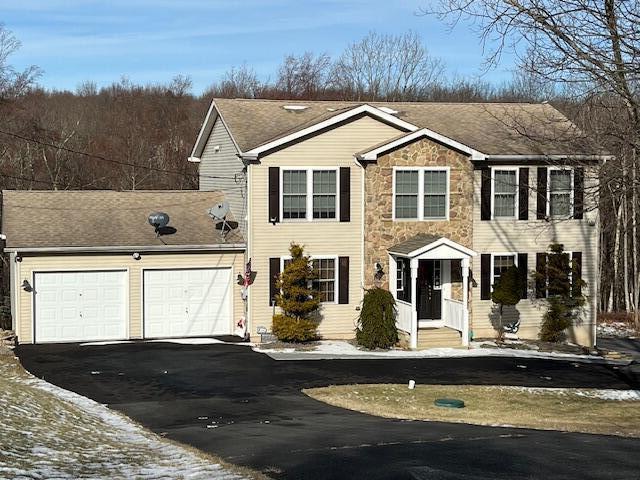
[2,190,246,344]
[143,268,232,338]
[33,270,127,343]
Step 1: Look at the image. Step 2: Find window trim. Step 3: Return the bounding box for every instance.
[280,167,340,222]
[491,167,519,220]
[490,252,518,292]
[279,254,338,304]
[547,167,574,219]
[392,166,450,221]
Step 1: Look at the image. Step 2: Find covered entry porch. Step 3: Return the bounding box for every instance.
[388,234,476,349]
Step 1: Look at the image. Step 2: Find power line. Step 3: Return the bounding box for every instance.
[0,128,242,182]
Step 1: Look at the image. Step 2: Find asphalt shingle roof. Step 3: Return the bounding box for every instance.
[389,234,443,255]
[212,98,593,156]
[2,190,245,250]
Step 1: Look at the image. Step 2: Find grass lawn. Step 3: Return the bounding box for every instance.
[305,384,640,437]
[0,353,260,479]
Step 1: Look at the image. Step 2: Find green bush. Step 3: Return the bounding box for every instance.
[272,243,320,342]
[535,243,586,343]
[356,288,398,350]
[272,314,319,342]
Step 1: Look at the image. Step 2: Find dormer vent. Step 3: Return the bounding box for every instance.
[283,105,309,112]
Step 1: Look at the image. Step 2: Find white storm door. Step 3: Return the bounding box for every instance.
[34,270,127,343]
[143,268,232,338]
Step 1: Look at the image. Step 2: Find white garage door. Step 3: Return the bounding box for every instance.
[34,270,127,343]
[143,268,232,338]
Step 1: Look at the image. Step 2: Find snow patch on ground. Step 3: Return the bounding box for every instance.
[503,386,640,401]
[597,322,636,338]
[0,357,246,479]
[254,340,605,362]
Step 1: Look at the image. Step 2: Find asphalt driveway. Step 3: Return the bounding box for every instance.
[16,342,640,480]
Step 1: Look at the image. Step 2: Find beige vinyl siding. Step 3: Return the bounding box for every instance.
[15,251,244,344]
[199,117,247,234]
[471,166,598,346]
[249,116,403,339]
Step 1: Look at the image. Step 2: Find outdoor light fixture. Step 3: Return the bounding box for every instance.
[21,280,32,292]
[374,261,384,280]
[132,252,141,260]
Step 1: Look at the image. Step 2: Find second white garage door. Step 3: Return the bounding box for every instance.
[143,268,232,338]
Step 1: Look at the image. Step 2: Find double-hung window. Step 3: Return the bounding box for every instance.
[281,168,337,221]
[492,169,518,218]
[393,168,449,220]
[491,254,516,290]
[282,170,307,219]
[548,168,573,217]
[312,170,336,219]
[423,170,448,218]
[280,256,337,303]
[312,258,336,303]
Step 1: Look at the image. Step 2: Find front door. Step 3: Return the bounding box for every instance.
[417,260,442,320]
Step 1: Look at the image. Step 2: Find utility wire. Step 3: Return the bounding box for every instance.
[0,128,241,182]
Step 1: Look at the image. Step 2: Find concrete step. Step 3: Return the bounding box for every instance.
[417,327,462,349]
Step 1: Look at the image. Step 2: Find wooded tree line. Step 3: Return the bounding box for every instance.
[0,2,638,322]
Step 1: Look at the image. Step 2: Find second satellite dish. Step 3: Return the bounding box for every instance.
[208,201,230,220]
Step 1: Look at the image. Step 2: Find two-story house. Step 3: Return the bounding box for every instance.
[3,98,602,347]
[190,99,603,348]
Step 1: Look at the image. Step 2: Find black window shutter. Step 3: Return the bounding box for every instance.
[338,256,349,304]
[269,257,280,306]
[518,168,529,220]
[535,253,548,298]
[573,167,584,219]
[480,168,491,220]
[572,252,583,296]
[517,253,528,299]
[480,254,491,300]
[537,167,548,219]
[268,167,280,223]
[339,167,351,222]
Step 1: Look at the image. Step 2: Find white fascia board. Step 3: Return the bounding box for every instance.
[189,100,242,161]
[5,244,247,254]
[359,128,486,161]
[243,104,420,159]
[389,238,477,259]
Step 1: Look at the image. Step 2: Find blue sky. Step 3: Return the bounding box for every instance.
[3,0,516,94]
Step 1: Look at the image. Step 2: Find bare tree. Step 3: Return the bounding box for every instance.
[0,24,41,101]
[205,64,261,99]
[332,31,445,101]
[276,52,332,99]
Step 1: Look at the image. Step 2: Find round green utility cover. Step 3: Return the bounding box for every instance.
[434,398,465,408]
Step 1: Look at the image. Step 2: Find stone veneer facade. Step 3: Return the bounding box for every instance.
[363,137,474,292]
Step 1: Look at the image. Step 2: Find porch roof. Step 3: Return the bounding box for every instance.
[388,234,476,259]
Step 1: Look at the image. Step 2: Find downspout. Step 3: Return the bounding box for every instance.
[354,157,366,297]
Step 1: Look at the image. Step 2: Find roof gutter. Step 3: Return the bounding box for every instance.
[5,244,247,254]
[484,154,613,162]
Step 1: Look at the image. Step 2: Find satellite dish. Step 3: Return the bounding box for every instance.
[148,212,170,228]
[208,201,230,220]
[208,201,236,237]
[148,212,170,237]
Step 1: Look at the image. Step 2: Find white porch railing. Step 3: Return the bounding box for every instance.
[396,300,412,334]
[443,298,464,332]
